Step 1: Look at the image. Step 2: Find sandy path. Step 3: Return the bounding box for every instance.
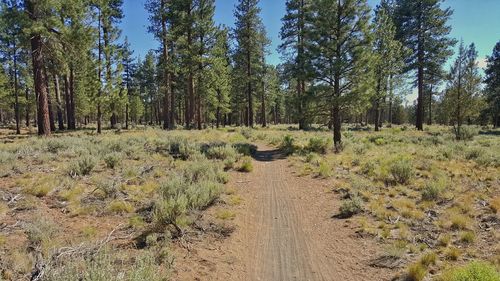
[173,145,392,280]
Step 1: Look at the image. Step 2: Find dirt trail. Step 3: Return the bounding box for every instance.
[174,145,393,281]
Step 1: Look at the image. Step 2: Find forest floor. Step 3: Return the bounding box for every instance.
[172,144,393,281]
[0,126,499,281]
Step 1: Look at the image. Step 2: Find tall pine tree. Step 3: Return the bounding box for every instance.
[394,0,455,131]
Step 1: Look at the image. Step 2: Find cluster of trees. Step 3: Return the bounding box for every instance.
[0,0,498,144]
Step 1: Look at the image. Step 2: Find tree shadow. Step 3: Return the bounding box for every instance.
[252,148,287,162]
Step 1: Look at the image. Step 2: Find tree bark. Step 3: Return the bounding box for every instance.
[427,85,433,126]
[68,68,76,129]
[53,74,65,130]
[45,69,56,132]
[13,41,20,134]
[25,88,30,127]
[97,9,103,134]
[161,0,171,130]
[27,0,50,136]
[416,2,424,131]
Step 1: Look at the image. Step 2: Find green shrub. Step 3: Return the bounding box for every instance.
[154,195,188,232]
[318,161,331,178]
[389,157,413,184]
[103,152,122,169]
[186,181,223,210]
[460,231,476,244]
[305,152,321,166]
[44,250,167,281]
[306,137,331,154]
[419,251,437,267]
[108,200,134,214]
[240,128,253,139]
[453,126,479,141]
[407,262,427,281]
[46,139,68,154]
[205,145,238,169]
[0,150,14,164]
[338,196,362,218]
[422,177,447,201]
[280,135,295,155]
[465,148,484,160]
[233,143,257,156]
[238,156,253,172]
[439,261,499,281]
[69,155,97,176]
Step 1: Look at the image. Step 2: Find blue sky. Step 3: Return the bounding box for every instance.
[120,0,500,68]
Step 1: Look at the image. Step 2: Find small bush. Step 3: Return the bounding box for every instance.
[45,139,68,154]
[318,161,331,178]
[103,152,122,169]
[422,177,447,201]
[438,234,452,247]
[450,214,470,230]
[306,137,331,154]
[460,231,476,244]
[389,157,413,184]
[338,196,362,218]
[216,209,236,220]
[0,151,14,164]
[233,143,257,156]
[419,251,437,267]
[407,262,427,281]
[240,128,253,139]
[445,247,461,261]
[154,195,188,232]
[280,135,295,155]
[69,155,97,176]
[205,145,238,169]
[439,261,499,281]
[465,148,484,160]
[238,156,253,172]
[108,200,134,214]
[453,126,479,141]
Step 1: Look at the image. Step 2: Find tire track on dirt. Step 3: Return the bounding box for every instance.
[248,148,328,281]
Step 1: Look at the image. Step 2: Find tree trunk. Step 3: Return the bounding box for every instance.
[416,4,424,131]
[456,65,462,140]
[53,74,65,130]
[247,51,253,127]
[46,73,56,132]
[427,85,433,126]
[25,87,30,127]
[97,9,103,134]
[13,41,20,134]
[68,68,76,129]
[374,100,380,132]
[161,0,171,130]
[27,0,50,136]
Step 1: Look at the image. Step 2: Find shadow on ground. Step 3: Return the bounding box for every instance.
[252,149,287,162]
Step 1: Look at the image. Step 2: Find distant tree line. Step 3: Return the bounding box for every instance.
[0,0,498,144]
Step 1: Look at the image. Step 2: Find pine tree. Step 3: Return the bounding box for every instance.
[120,37,135,130]
[279,0,313,130]
[146,0,174,129]
[194,0,217,129]
[208,26,231,128]
[310,0,373,151]
[484,41,500,128]
[233,0,267,128]
[394,0,456,131]
[372,2,405,131]
[444,41,482,139]
[24,0,59,135]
